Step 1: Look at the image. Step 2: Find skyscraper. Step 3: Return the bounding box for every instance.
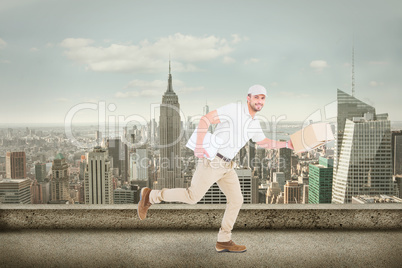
[0,178,31,204]
[31,179,43,204]
[107,138,128,181]
[6,152,26,179]
[79,155,86,181]
[203,101,209,115]
[278,147,292,181]
[113,184,140,204]
[394,176,402,198]
[332,90,394,204]
[149,118,158,146]
[197,168,258,204]
[136,147,149,181]
[158,61,182,189]
[130,145,149,188]
[335,89,375,172]
[309,157,333,204]
[391,131,402,176]
[239,141,257,169]
[284,180,301,204]
[96,130,102,146]
[302,185,309,204]
[51,153,70,201]
[84,147,113,204]
[35,163,47,183]
[31,179,51,204]
[267,181,281,204]
[273,172,285,191]
[0,156,6,178]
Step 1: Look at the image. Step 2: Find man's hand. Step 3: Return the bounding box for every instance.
[194,144,210,159]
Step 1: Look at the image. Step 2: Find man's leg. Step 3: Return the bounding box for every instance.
[139,158,225,220]
[215,168,243,243]
[149,158,226,204]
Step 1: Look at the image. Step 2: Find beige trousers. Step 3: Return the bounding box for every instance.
[149,157,243,242]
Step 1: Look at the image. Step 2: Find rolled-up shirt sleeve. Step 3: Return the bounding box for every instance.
[216,103,237,123]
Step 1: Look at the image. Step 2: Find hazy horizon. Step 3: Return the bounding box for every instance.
[1,0,401,124]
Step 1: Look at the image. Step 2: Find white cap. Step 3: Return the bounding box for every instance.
[248,85,267,96]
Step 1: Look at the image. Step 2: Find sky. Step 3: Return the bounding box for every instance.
[0,0,401,127]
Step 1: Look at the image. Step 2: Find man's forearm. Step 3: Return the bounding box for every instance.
[257,138,288,149]
[196,116,211,145]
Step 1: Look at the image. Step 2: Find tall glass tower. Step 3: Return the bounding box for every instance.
[84,147,113,204]
[51,153,70,201]
[332,90,393,203]
[158,61,182,189]
[309,157,333,204]
[335,89,376,172]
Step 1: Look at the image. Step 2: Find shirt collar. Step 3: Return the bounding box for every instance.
[243,103,255,120]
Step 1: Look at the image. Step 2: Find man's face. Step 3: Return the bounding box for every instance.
[247,94,266,112]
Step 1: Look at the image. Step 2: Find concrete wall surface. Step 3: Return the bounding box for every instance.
[0,204,401,230]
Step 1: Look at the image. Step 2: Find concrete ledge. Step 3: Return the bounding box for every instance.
[1,204,401,230]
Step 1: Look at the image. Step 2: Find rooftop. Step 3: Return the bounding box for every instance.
[54,153,64,159]
[0,178,30,183]
[2,229,401,267]
[1,204,401,267]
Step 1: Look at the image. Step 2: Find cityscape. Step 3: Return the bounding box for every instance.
[1,1,401,206]
[1,2,401,267]
[1,63,401,205]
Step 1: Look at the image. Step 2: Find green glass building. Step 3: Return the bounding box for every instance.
[308,157,333,204]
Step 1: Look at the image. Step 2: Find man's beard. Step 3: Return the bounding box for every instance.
[250,103,263,112]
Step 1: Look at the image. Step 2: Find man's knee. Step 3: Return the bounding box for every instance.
[187,195,201,205]
[187,188,203,204]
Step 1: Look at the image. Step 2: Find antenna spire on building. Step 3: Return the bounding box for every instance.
[166,58,174,93]
[352,39,355,97]
[169,55,171,75]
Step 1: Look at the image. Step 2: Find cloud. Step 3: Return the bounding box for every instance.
[46,43,54,48]
[231,34,249,44]
[223,56,235,64]
[1,59,10,64]
[244,58,260,64]
[60,33,237,73]
[369,81,384,87]
[60,38,95,48]
[310,60,329,72]
[0,38,7,49]
[30,47,38,52]
[117,79,203,98]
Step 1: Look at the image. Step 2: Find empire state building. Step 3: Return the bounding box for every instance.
[158,61,183,189]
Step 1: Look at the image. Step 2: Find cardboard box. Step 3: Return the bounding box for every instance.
[290,123,334,153]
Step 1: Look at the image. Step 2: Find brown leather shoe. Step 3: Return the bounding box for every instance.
[215,240,247,253]
[137,187,152,220]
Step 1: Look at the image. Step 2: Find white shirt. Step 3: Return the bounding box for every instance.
[214,102,265,159]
